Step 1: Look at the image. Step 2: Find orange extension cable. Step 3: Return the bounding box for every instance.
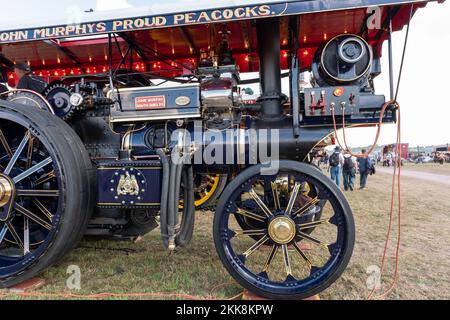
[331,101,403,300]
[335,2,413,300]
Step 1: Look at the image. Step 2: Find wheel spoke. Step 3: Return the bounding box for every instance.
[285,183,301,215]
[270,182,281,211]
[26,136,35,169]
[13,157,53,184]
[33,200,54,222]
[34,170,56,186]
[0,129,13,159]
[249,189,273,218]
[16,189,60,197]
[262,245,278,273]
[5,221,24,249]
[297,219,331,231]
[243,235,269,258]
[292,242,313,268]
[236,207,266,223]
[14,203,52,231]
[282,244,293,276]
[24,217,30,255]
[4,132,31,175]
[234,229,267,237]
[0,224,7,245]
[292,196,320,216]
[297,231,330,249]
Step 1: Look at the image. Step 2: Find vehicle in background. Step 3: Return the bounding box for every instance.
[416,156,434,164]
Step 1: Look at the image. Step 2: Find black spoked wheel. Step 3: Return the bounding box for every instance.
[234,173,326,240]
[0,101,94,287]
[214,161,355,300]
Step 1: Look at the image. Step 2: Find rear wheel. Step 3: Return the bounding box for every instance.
[6,91,53,113]
[214,161,355,300]
[0,101,93,288]
[194,174,227,209]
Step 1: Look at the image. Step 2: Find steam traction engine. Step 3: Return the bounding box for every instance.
[0,0,442,299]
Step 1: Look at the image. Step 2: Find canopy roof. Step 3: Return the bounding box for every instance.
[0,0,443,80]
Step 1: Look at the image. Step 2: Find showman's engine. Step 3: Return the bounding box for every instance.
[38,31,389,185]
[0,0,441,300]
[17,20,390,291]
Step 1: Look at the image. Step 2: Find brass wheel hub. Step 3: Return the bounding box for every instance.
[268,216,296,245]
[0,174,15,222]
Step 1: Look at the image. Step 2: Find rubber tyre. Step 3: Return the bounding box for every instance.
[0,101,94,288]
[19,103,95,256]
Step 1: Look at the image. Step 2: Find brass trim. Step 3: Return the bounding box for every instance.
[268,216,296,245]
[0,174,15,222]
[97,203,160,206]
[98,167,162,170]
[110,113,201,123]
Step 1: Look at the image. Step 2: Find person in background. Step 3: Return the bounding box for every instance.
[437,152,445,165]
[321,153,329,168]
[387,152,393,167]
[342,150,356,192]
[311,155,320,168]
[328,146,344,187]
[13,62,47,94]
[0,72,8,96]
[356,149,372,190]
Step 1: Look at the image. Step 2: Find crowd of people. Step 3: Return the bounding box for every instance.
[325,146,375,191]
[378,152,395,167]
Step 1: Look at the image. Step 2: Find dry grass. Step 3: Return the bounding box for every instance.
[1,169,449,300]
[327,171,450,300]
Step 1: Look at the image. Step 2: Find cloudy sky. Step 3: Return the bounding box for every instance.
[0,0,449,147]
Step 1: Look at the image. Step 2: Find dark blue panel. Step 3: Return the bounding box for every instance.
[97,161,162,207]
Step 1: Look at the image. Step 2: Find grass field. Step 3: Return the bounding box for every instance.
[1,167,449,300]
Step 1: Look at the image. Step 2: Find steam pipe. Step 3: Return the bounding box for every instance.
[156,149,170,249]
[176,166,195,248]
[167,157,182,250]
[256,18,284,119]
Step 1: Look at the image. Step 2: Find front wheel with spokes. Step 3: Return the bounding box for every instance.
[214,161,355,300]
[0,101,94,287]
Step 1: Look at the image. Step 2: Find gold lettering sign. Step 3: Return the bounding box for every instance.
[0,5,275,43]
